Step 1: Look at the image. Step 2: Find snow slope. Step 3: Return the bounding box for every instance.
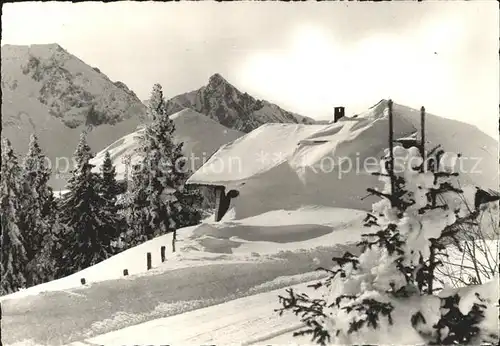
[1,207,367,346]
[0,207,365,301]
[90,108,244,180]
[68,279,316,346]
[68,276,499,346]
[3,208,496,345]
[188,100,498,219]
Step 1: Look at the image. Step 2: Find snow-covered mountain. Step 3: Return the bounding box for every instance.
[90,108,244,181]
[162,73,316,132]
[1,44,146,189]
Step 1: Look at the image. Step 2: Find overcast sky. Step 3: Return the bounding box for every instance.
[2,1,498,138]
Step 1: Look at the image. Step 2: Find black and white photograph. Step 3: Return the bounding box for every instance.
[0,1,499,345]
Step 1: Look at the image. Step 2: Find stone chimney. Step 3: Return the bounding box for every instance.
[333,106,345,123]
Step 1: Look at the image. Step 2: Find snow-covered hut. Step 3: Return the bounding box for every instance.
[187,100,498,220]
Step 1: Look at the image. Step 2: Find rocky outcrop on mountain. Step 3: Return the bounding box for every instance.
[2,44,146,129]
[164,73,316,132]
[1,43,146,189]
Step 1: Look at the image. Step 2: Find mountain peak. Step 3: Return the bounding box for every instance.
[208,73,230,87]
[35,42,65,50]
[164,74,316,132]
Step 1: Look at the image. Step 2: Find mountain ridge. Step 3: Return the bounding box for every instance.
[163,73,317,132]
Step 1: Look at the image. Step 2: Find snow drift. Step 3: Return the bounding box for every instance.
[188,100,498,219]
[90,108,244,180]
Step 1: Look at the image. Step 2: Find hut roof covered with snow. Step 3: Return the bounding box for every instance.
[187,123,327,187]
[187,100,498,220]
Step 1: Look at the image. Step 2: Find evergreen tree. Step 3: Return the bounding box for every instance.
[100,151,121,203]
[22,134,54,216]
[126,84,202,249]
[276,143,495,345]
[0,138,28,294]
[19,134,56,286]
[58,133,116,276]
[169,144,203,251]
[123,163,151,247]
[98,151,125,254]
[44,212,68,281]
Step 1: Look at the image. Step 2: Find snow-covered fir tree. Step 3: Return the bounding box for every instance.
[100,151,121,201]
[277,143,498,345]
[21,134,54,215]
[124,166,151,247]
[19,134,56,286]
[125,84,202,249]
[166,130,203,251]
[0,138,28,294]
[58,133,119,276]
[41,211,70,282]
[98,151,125,253]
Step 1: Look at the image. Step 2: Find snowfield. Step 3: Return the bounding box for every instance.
[1,207,364,301]
[2,206,497,346]
[67,279,317,346]
[1,207,366,345]
[65,278,498,346]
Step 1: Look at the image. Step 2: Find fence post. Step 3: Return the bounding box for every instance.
[172,231,177,253]
[420,106,426,169]
[123,269,129,276]
[147,252,152,270]
[81,278,86,285]
[161,246,166,263]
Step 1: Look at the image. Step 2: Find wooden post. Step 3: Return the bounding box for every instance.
[387,99,395,207]
[214,186,225,221]
[428,243,436,295]
[123,269,129,276]
[421,104,435,294]
[161,246,166,262]
[147,252,152,270]
[80,278,86,285]
[172,232,176,253]
[420,106,426,171]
